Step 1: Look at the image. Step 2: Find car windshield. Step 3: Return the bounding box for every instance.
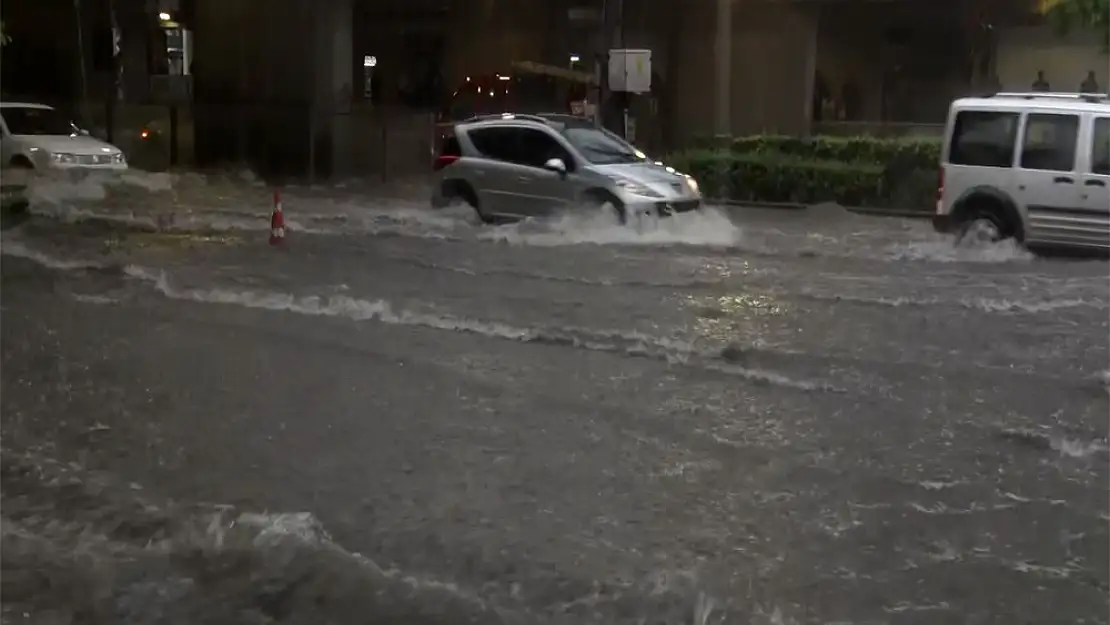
[559,124,645,165]
[2,106,78,136]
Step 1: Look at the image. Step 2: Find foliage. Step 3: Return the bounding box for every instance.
[1040,0,1110,49]
[728,135,941,170]
[667,135,942,210]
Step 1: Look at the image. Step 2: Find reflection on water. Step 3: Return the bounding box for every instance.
[687,293,787,344]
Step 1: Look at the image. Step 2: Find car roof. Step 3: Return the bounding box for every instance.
[0,102,54,110]
[457,112,599,130]
[953,93,1110,115]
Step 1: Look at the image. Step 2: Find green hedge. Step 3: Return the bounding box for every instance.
[729,135,941,170]
[668,135,942,211]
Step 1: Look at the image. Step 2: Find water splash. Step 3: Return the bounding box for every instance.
[885,237,1033,263]
[479,206,741,248]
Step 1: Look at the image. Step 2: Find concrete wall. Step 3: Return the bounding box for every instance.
[996,25,1108,93]
[190,0,352,177]
[671,0,817,142]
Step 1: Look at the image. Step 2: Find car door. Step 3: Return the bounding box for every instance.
[512,127,577,216]
[1076,115,1110,247]
[1015,112,1085,245]
[463,126,524,217]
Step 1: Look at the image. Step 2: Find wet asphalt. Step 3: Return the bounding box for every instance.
[1,175,1108,625]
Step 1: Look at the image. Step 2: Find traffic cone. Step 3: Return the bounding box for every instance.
[269,190,286,245]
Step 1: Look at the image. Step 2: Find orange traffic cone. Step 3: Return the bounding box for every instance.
[269,190,286,245]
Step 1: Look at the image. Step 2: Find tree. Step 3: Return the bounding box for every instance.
[1040,0,1110,49]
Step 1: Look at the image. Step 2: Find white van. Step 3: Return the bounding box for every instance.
[934,93,1110,250]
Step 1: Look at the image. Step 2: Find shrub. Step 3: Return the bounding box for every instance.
[666,134,941,210]
[729,135,941,170]
[668,150,886,207]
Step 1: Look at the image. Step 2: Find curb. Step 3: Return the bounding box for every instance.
[711,198,931,219]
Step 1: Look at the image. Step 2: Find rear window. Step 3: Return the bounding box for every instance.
[440,135,461,157]
[948,110,1019,168]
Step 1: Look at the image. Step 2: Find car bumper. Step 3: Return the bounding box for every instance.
[627,198,702,217]
[50,162,129,172]
[932,214,953,233]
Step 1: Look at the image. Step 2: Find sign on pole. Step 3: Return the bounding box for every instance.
[608,49,651,93]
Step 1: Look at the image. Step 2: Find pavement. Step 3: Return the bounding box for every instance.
[1,172,1108,625]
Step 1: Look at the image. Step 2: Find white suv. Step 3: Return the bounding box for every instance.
[934,93,1110,250]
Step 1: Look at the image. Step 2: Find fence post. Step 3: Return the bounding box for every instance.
[380,111,388,184]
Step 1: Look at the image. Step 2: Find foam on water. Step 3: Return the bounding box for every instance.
[799,291,1108,314]
[885,237,1034,263]
[479,206,741,248]
[117,265,829,391]
[2,446,754,624]
[0,239,833,392]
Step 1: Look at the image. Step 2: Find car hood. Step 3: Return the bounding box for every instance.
[593,162,689,185]
[12,134,122,155]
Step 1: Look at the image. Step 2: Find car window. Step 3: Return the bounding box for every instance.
[1,106,78,136]
[1019,113,1079,172]
[439,135,461,157]
[947,110,1019,168]
[560,125,645,165]
[466,127,520,163]
[1090,117,1110,176]
[516,128,572,169]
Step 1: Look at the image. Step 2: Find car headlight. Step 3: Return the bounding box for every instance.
[51,152,78,164]
[112,153,126,164]
[611,178,663,198]
[685,175,700,195]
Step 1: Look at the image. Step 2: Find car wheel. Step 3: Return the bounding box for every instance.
[583,190,626,225]
[956,209,1009,247]
[438,180,490,224]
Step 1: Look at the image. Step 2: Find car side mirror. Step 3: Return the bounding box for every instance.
[543,157,567,175]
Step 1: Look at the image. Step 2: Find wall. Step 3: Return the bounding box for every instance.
[814,2,973,125]
[190,0,351,178]
[996,25,1108,92]
[671,0,817,142]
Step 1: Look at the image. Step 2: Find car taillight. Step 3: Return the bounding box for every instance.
[936,168,945,213]
[433,155,459,171]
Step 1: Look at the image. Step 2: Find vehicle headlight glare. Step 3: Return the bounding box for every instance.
[613,178,662,198]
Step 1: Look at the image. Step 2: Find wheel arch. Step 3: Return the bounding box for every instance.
[951,186,1024,241]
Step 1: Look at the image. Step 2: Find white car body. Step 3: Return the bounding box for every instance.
[936,92,1110,250]
[0,102,128,173]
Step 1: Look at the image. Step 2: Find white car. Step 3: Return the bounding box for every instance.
[0,102,128,173]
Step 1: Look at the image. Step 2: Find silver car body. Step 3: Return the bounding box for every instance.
[432,113,701,221]
[936,93,1110,250]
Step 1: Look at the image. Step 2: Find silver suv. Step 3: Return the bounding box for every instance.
[431,113,702,223]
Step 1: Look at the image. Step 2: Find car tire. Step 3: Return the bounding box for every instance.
[440,180,489,224]
[955,207,1012,247]
[583,189,626,225]
[3,158,35,216]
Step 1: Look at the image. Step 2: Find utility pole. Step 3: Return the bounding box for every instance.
[598,0,625,135]
[714,0,731,140]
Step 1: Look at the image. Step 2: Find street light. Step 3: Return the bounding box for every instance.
[158,12,171,21]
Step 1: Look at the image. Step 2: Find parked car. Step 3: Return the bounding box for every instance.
[431,113,701,224]
[934,92,1110,250]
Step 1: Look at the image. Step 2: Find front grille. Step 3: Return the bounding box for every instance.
[76,154,114,165]
[655,199,701,216]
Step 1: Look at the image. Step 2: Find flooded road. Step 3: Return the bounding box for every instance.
[2,172,1107,624]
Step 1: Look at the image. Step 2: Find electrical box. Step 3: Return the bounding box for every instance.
[608,49,651,93]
